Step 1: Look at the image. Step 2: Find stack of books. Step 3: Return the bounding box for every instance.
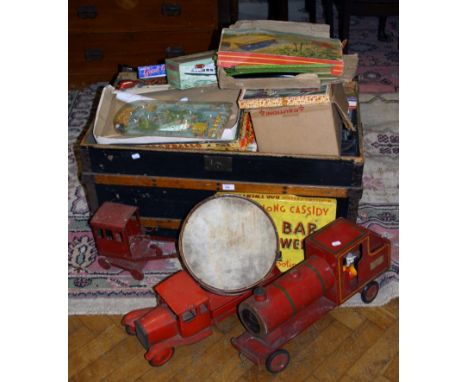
[217,28,344,80]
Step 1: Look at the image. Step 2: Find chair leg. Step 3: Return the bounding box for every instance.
[322,0,334,37]
[339,12,350,52]
[268,0,288,20]
[378,16,393,42]
[307,0,317,23]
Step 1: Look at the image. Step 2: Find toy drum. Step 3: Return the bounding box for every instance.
[179,195,279,295]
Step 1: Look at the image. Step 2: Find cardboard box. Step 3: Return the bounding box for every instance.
[92,84,241,145]
[165,51,217,89]
[249,83,353,157]
[229,192,337,272]
[217,20,358,90]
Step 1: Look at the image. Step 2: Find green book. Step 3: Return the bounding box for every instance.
[224,63,333,76]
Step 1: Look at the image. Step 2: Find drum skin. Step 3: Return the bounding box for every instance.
[238,256,335,337]
[179,195,279,295]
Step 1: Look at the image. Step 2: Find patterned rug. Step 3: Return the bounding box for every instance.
[238,0,399,93]
[68,87,399,314]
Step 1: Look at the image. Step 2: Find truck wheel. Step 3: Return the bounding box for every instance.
[266,349,290,373]
[361,281,379,304]
[149,347,175,367]
[98,258,111,270]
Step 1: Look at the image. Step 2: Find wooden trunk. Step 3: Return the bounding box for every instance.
[79,85,364,238]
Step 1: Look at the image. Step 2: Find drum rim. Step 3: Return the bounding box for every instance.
[178,194,280,295]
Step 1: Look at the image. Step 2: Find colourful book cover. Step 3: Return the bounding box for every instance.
[218,28,343,75]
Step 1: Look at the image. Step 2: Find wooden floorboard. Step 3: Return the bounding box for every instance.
[69,299,398,382]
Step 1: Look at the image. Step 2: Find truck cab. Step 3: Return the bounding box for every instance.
[90,202,142,259]
[122,268,274,366]
[122,271,214,366]
[304,218,391,304]
[155,271,211,337]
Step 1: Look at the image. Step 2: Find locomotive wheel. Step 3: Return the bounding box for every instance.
[361,281,380,304]
[130,270,144,281]
[98,258,111,270]
[149,347,175,367]
[266,349,290,373]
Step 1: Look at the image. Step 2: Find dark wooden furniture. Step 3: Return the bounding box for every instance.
[68,0,219,88]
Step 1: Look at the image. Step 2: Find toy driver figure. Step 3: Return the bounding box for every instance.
[343,251,358,280]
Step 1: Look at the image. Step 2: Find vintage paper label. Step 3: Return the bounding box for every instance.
[232,193,337,272]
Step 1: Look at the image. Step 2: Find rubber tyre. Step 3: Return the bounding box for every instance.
[98,258,111,270]
[361,281,380,304]
[149,347,175,367]
[265,349,290,373]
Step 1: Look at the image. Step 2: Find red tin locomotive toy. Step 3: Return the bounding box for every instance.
[232,218,391,373]
[90,202,177,280]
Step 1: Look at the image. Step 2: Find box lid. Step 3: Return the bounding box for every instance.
[166,50,216,65]
[329,83,354,131]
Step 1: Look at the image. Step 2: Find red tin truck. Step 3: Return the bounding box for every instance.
[122,269,280,366]
[90,202,177,280]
